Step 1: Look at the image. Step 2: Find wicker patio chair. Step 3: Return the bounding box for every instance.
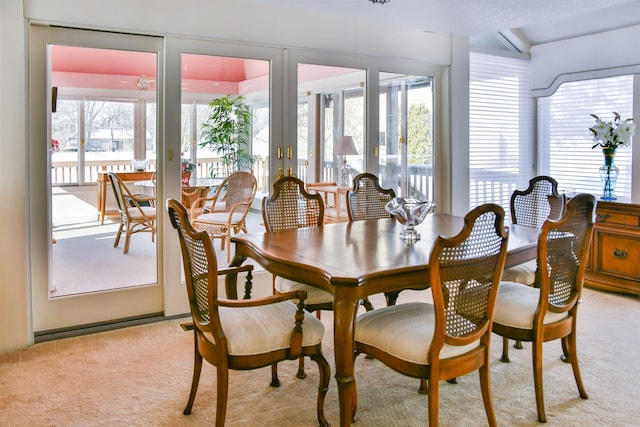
[107,172,156,254]
[190,171,257,263]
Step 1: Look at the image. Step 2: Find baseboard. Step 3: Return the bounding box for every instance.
[34,312,190,344]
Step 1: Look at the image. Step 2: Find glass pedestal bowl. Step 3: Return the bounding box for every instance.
[385,197,437,242]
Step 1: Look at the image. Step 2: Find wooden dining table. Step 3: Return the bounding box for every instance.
[227,214,539,427]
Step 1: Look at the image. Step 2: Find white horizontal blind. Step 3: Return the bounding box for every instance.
[538,75,633,199]
[469,52,533,219]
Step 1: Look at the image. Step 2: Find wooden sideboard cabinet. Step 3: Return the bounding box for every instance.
[584,200,640,296]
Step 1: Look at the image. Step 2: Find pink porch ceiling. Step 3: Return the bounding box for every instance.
[50,46,356,95]
[51,46,266,94]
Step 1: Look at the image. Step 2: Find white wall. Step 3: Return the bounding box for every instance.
[531,24,640,97]
[0,0,30,352]
[0,0,463,352]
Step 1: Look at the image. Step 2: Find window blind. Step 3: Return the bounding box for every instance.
[469,52,533,217]
[538,75,633,199]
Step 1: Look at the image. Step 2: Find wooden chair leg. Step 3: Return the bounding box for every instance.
[296,356,307,379]
[427,377,439,426]
[500,336,510,362]
[114,223,124,248]
[184,340,203,415]
[270,363,281,387]
[532,340,546,423]
[567,332,588,399]
[514,339,523,349]
[311,353,331,427]
[479,362,497,427]
[216,364,230,427]
[124,230,132,254]
[560,336,570,362]
[418,378,428,394]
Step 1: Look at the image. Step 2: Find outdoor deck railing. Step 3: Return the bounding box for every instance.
[51,157,271,193]
[52,158,514,212]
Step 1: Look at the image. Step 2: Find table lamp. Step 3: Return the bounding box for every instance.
[335,136,358,186]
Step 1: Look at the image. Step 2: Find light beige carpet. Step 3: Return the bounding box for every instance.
[1,288,638,426]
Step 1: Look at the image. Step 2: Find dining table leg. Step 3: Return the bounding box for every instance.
[332,286,359,427]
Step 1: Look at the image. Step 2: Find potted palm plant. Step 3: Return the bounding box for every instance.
[200,94,255,178]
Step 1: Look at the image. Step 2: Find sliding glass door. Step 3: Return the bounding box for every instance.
[29,25,163,333]
[379,74,434,199]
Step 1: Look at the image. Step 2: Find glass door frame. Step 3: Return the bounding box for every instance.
[287,49,446,203]
[28,25,164,333]
[163,37,284,315]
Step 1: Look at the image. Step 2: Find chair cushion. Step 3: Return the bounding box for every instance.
[196,212,245,225]
[493,281,569,329]
[501,260,536,286]
[127,206,156,219]
[275,277,334,305]
[355,302,480,364]
[203,301,325,356]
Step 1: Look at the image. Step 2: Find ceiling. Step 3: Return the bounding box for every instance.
[51,0,640,93]
[244,0,640,51]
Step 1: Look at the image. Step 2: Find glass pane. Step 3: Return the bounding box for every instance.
[50,45,158,297]
[85,100,136,182]
[540,75,633,199]
[51,99,80,184]
[182,54,269,194]
[297,64,366,185]
[379,73,434,199]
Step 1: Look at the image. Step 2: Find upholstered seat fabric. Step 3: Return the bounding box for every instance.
[501,260,536,286]
[202,301,325,356]
[195,212,245,225]
[355,301,480,364]
[275,277,334,305]
[127,206,156,219]
[493,281,569,329]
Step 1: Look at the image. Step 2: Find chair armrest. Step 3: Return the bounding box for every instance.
[190,193,224,218]
[217,264,253,277]
[217,264,254,299]
[228,201,251,215]
[218,289,307,308]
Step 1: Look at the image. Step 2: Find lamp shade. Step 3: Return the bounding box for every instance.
[335,136,358,156]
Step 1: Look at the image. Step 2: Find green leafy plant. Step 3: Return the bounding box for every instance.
[181,157,196,172]
[200,94,255,177]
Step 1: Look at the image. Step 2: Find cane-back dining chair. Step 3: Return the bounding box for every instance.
[167,198,330,427]
[355,203,509,426]
[347,172,396,221]
[502,176,566,286]
[492,193,595,423]
[107,172,156,254]
[190,171,257,263]
[262,176,334,380]
[346,172,396,311]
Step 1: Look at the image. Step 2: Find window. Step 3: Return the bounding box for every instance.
[538,75,633,199]
[469,52,533,216]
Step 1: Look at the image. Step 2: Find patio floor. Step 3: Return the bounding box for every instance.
[51,185,265,297]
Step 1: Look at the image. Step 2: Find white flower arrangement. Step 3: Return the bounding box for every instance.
[590,112,636,151]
